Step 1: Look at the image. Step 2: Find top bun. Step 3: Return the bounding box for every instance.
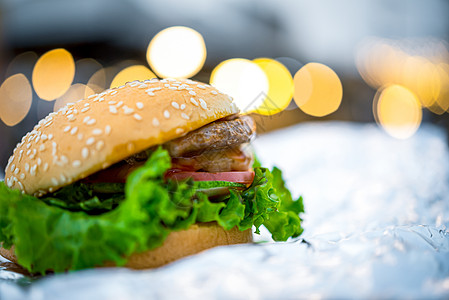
[5,79,239,196]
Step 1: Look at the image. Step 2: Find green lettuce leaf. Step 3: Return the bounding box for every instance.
[0,147,303,273]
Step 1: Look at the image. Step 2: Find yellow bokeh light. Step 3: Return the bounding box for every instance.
[251,58,293,116]
[54,83,95,112]
[374,85,422,139]
[0,73,32,126]
[110,65,156,89]
[210,58,268,113]
[436,63,449,112]
[32,48,75,101]
[293,63,343,117]
[147,26,206,79]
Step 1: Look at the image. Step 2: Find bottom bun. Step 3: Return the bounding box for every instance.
[0,222,253,270]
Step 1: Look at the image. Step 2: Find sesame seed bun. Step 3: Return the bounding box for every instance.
[0,222,253,270]
[4,79,239,196]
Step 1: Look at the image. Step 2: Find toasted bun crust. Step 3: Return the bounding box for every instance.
[4,79,238,196]
[0,222,253,270]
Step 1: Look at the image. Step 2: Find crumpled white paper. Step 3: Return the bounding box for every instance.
[1,122,448,299]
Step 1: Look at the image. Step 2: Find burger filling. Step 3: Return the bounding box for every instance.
[83,115,256,197]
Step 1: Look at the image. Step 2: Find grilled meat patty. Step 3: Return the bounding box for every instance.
[164,115,255,157]
[84,116,255,183]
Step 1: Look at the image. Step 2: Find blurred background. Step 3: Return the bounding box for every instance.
[0,0,449,175]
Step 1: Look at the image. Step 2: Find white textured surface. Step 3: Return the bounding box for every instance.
[1,121,449,299]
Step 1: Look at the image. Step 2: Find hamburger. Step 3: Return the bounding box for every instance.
[0,78,303,274]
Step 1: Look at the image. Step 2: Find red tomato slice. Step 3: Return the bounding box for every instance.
[165,170,255,185]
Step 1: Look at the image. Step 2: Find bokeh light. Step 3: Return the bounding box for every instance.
[251,58,293,116]
[210,58,268,113]
[54,83,95,112]
[5,51,38,78]
[374,84,422,139]
[147,26,206,79]
[74,58,103,85]
[356,38,449,115]
[110,65,156,88]
[0,74,32,126]
[32,48,75,101]
[293,62,343,117]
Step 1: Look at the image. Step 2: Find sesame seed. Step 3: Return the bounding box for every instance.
[86,137,95,145]
[72,160,81,167]
[41,134,48,141]
[172,102,180,109]
[199,98,208,110]
[181,113,190,120]
[105,125,111,135]
[30,165,37,176]
[168,87,177,91]
[176,128,184,135]
[48,134,53,140]
[136,102,144,110]
[35,136,40,143]
[70,127,78,135]
[109,106,118,114]
[26,150,31,156]
[116,101,123,108]
[20,173,25,180]
[51,178,58,185]
[123,106,134,115]
[84,103,90,107]
[49,187,54,193]
[86,118,96,125]
[60,155,68,165]
[110,90,118,95]
[138,84,147,89]
[82,147,89,159]
[92,129,102,135]
[14,168,19,175]
[37,158,42,166]
[152,118,160,127]
[39,144,46,151]
[185,87,193,91]
[83,116,90,123]
[190,98,199,106]
[133,113,142,121]
[78,133,84,141]
[67,115,76,122]
[127,143,135,152]
[211,90,218,95]
[18,150,23,161]
[147,91,155,96]
[60,174,67,183]
[17,181,24,190]
[96,140,105,151]
[6,178,12,187]
[180,104,186,110]
[108,101,116,105]
[164,110,170,119]
[164,84,170,87]
[43,163,49,172]
[197,84,206,89]
[64,126,71,132]
[10,164,15,172]
[189,90,196,96]
[81,107,90,113]
[88,94,96,99]
[44,121,53,127]
[26,143,31,149]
